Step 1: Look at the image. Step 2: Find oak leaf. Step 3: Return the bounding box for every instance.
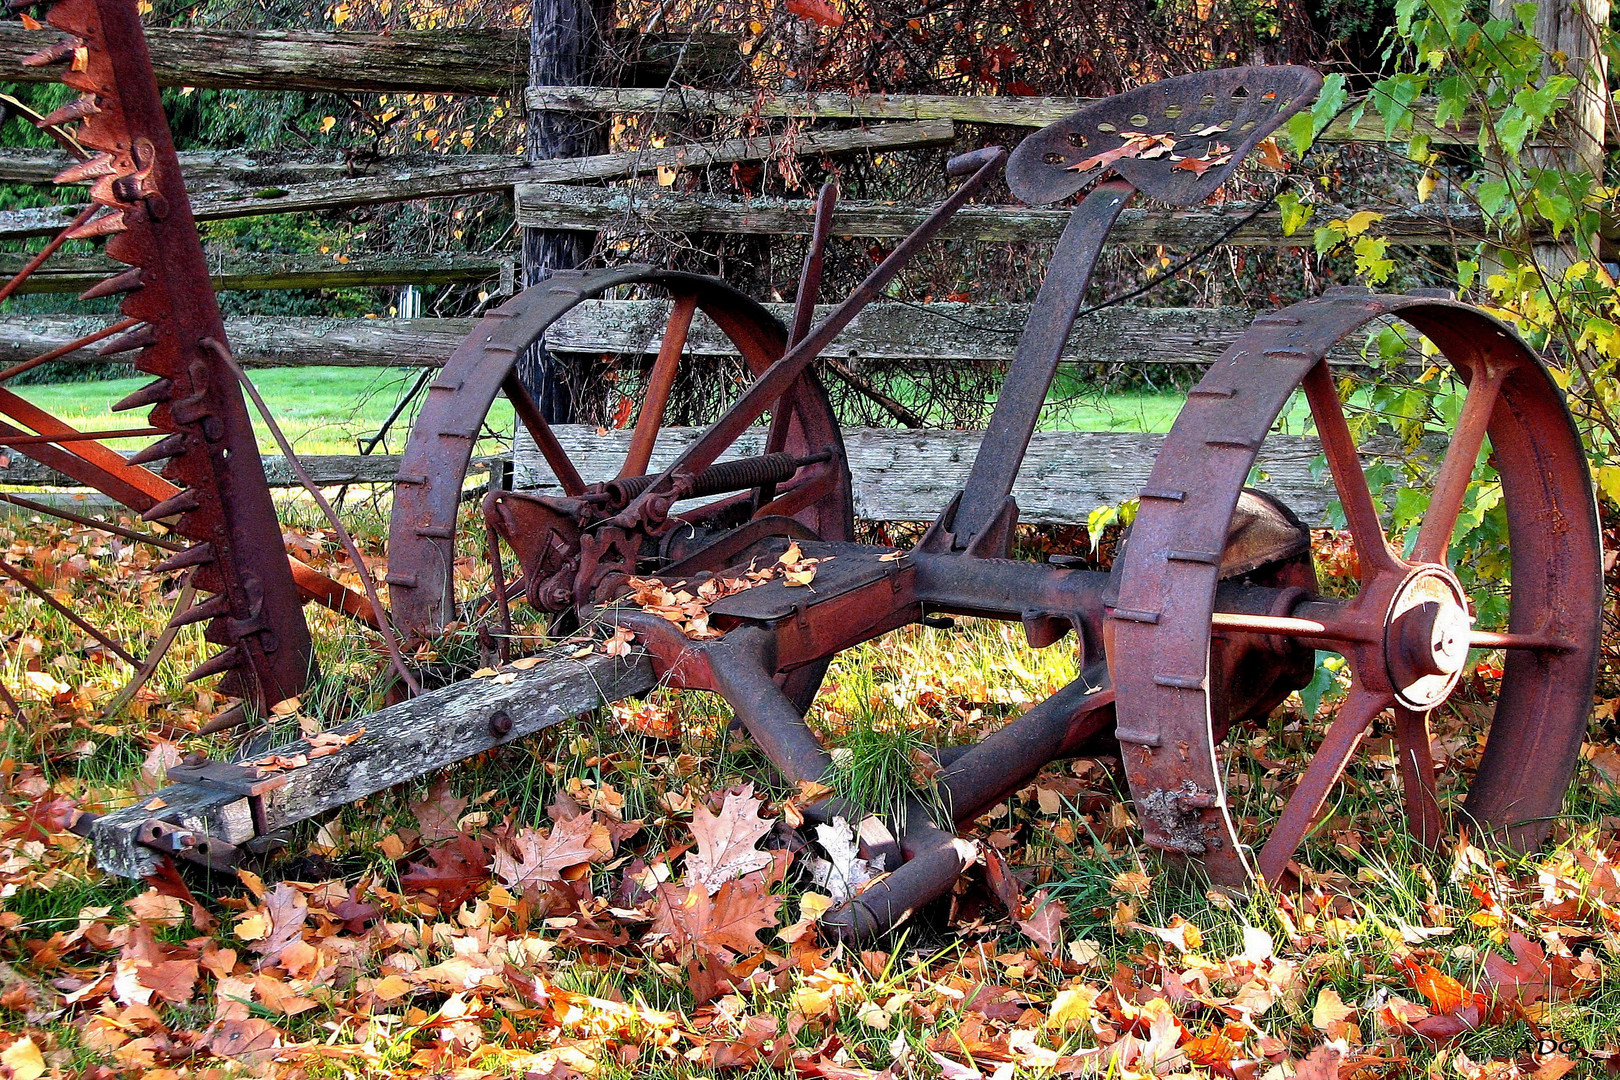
[686,785,774,894]
[492,814,602,889]
[249,884,310,971]
[785,0,843,26]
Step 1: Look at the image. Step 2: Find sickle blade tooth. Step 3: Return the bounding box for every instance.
[22,37,79,67]
[53,153,118,185]
[185,646,243,683]
[66,209,125,240]
[111,377,170,411]
[154,542,214,574]
[167,592,229,629]
[99,324,157,357]
[141,490,200,522]
[78,267,143,301]
[196,703,249,735]
[126,431,189,467]
[37,94,100,129]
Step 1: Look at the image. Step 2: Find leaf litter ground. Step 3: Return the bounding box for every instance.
[2,507,1620,1078]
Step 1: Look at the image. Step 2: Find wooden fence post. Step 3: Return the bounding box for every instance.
[519,0,611,421]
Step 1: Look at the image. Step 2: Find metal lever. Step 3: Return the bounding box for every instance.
[946,146,1005,176]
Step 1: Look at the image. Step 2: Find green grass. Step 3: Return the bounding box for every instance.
[12,366,515,457]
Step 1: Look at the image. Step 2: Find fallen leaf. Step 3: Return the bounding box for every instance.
[686,785,774,894]
[1,1037,45,1080]
[492,814,603,889]
[1312,986,1356,1030]
[808,817,877,903]
[785,0,843,26]
[410,779,468,842]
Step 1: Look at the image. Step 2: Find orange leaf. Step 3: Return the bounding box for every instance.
[1410,963,1468,1014]
[785,0,843,25]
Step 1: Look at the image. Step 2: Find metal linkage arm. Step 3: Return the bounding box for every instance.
[951,180,1134,545]
[606,147,1009,533]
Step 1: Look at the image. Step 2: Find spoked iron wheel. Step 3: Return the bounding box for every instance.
[1109,291,1602,887]
[387,267,854,658]
[0,0,379,720]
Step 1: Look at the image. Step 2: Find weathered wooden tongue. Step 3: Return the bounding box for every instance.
[1006,66,1322,207]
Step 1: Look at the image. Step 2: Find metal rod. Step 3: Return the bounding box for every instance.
[0,316,142,385]
[0,491,183,550]
[101,575,195,719]
[503,372,585,496]
[0,557,137,665]
[619,292,697,480]
[0,427,162,446]
[612,147,1008,530]
[0,205,100,304]
[205,338,422,697]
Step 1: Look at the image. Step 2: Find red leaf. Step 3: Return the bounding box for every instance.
[401,833,491,910]
[143,858,217,932]
[785,0,843,26]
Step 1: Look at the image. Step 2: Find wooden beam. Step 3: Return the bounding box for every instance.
[0,147,510,195]
[87,642,659,877]
[0,300,1391,370]
[0,251,512,294]
[0,452,503,489]
[510,425,1355,525]
[525,85,1486,144]
[0,24,736,95]
[516,185,1494,248]
[0,121,954,239]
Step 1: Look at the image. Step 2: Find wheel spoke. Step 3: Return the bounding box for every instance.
[1302,361,1399,579]
[502,372,585,497]
[0,204,100,305]
[101,575,195,719]
[620,292,697,480]
[1256,681,1392,883]
[1412,365,1505,566]
[1394,704,1444,848]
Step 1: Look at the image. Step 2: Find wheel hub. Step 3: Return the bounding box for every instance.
[1385,565,1471,709]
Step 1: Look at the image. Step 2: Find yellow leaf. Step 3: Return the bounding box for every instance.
[1,1037,45,1080]
[1417,171,1435,203]
[1342,210,1383,237]
[319,116,336,133]
[1596,465,1620,507]
[1047,985,1096,1028]
[372,974,411,1001]
[235,911,270,942]
[1312,986,1356,1030]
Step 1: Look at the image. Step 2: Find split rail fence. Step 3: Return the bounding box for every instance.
[0,23,1568,525]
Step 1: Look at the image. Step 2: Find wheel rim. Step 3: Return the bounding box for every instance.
[1108,291,1602,887]
[388,266,853,640]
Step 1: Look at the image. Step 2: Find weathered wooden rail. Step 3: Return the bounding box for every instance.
[0,23,735,93]
[4,425,1361,525]
[0,301,1405,370]
[0,122,954,239]
[0,251,511,295]
[516,186,1494,248]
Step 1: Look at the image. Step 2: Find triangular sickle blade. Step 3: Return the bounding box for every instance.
[1007,66,1323,206]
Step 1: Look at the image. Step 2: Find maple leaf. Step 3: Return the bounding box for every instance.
[208,1018,282,1063]
[401,833,491,910]
[410,778,467,842]
[1291,1045,1343,1080]
[785,0,844,27]
[1311,986,1356,1031]
[649,874,781,962]
[492,814,601,889]
[1016,889,1067,955]
[685,785,774,894]
[1483,931,1572,1005]
[1,791,78,842]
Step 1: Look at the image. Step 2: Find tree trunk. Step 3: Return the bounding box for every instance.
[519,0,612,421]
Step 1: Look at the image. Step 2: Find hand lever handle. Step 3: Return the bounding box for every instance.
[946,146,1005,177]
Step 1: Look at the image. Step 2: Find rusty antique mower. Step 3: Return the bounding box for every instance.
[1,0,1601,942]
